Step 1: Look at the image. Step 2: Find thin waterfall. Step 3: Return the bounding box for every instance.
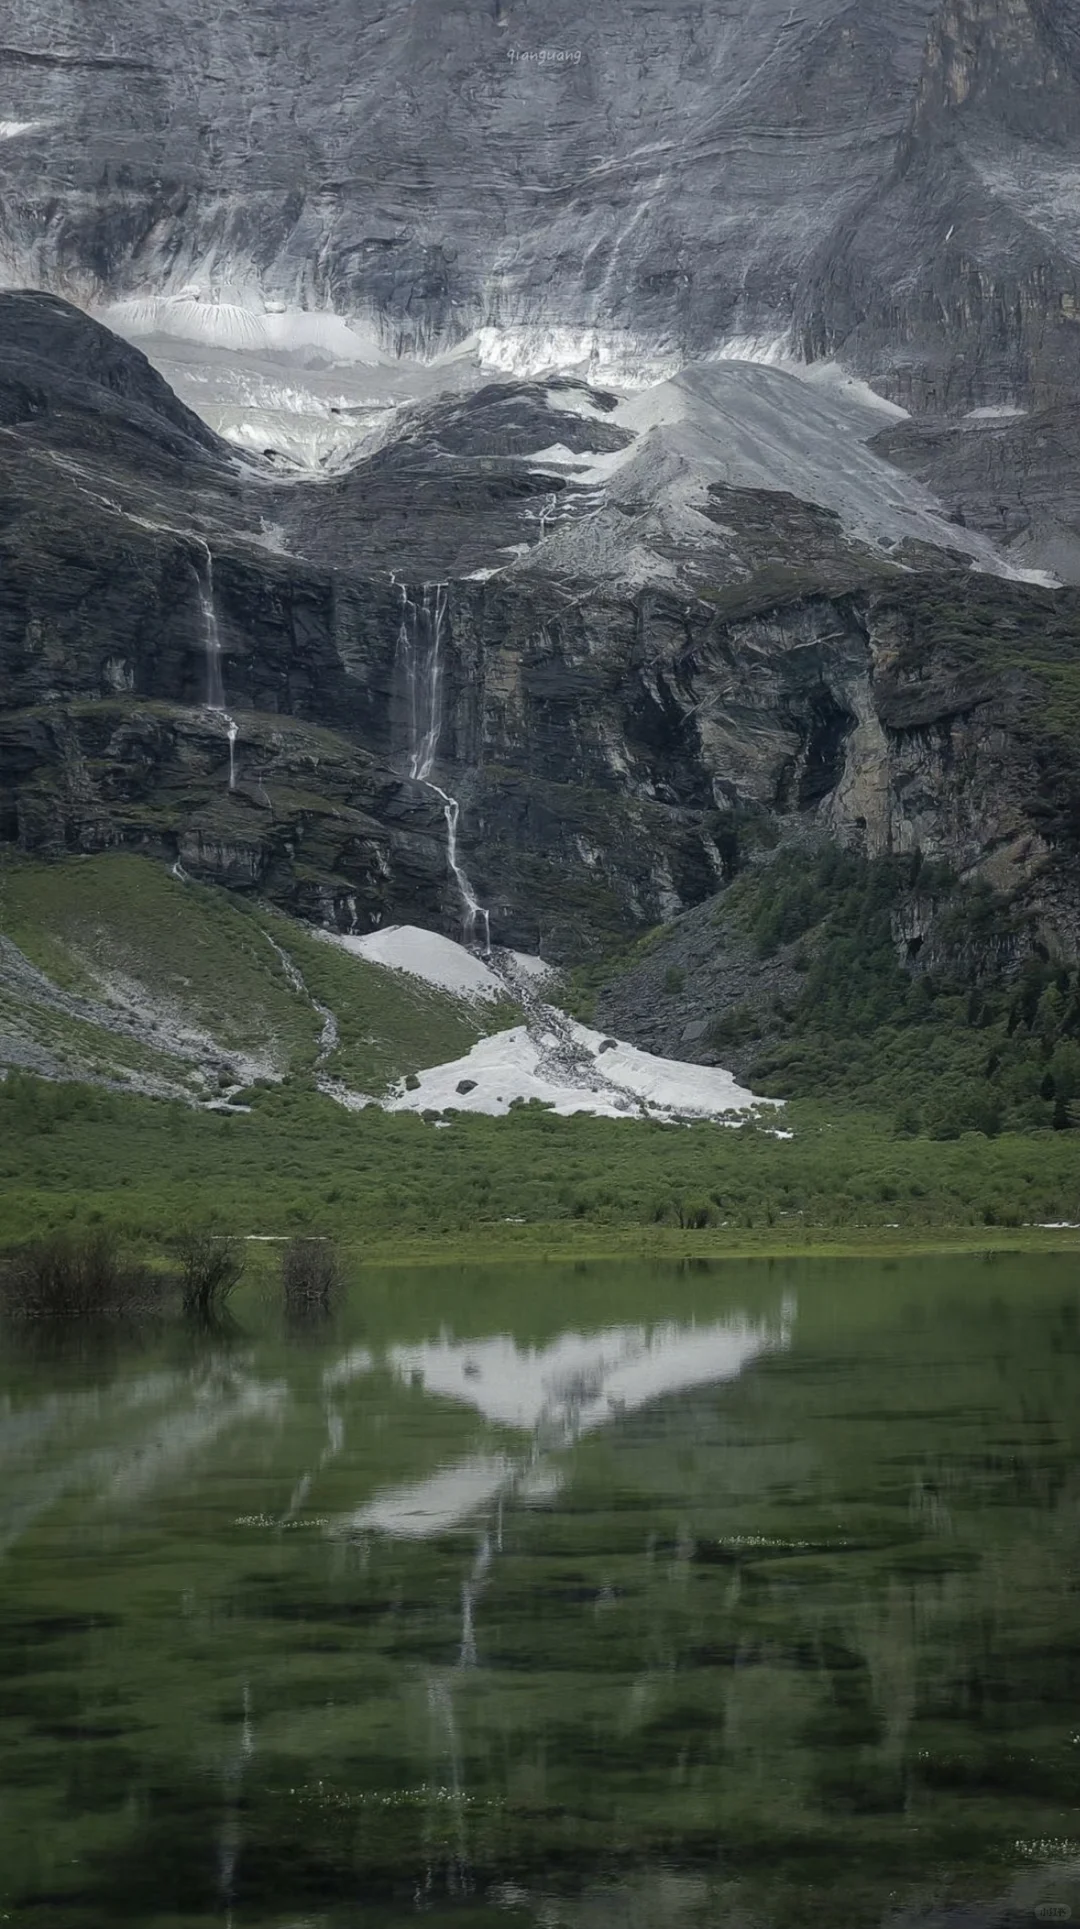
[194,541,239,791]
[397,580,491,950]
[196,542,227,711]
[438,791,491,953]
[405,581,446,785]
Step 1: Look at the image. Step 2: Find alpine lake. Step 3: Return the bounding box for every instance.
[1,1253,1078,1929]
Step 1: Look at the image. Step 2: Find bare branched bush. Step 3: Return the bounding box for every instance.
[0,1231,158,1320]
[173,1225,246,1320]
[281,1236,341,1323]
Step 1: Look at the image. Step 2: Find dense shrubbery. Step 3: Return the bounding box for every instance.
[1,1068,1078,1246]
[716,846,1080,1138]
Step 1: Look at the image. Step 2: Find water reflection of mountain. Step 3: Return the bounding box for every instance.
[0,1358,286,1558]
[332,1305,794,1540]
[3,1264,1080,1929]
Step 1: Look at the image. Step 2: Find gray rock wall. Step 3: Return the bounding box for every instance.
[4,0,1080,407]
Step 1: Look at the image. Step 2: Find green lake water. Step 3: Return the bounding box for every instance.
[1,1254,1079,1928]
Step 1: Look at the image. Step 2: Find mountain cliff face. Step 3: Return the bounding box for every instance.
[3,0,1080,412]
[3,0,1080,1001]
[2,295,1078,971]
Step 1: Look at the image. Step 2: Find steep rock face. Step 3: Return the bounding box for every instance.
[2,297,1078,964]
[2,0,1080,410]
[5,538,1076,959]
[796,0,1080,411]
[871,405,1080,582]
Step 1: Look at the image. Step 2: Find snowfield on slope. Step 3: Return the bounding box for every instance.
[380,1021,765,1121]
[320,924,507,1000]
[320,924,551,1001]
[319,922,776,1123]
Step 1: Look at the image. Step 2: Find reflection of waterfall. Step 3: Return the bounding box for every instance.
[194,541,239,791]
[282,1400,344,1522]
[397,580,490,951]
[426,1676,472,1896]
[218,1678,255,1928]
[0,1365,287,1563]
[459,1531,491,1668]
[420,1532,491,1902]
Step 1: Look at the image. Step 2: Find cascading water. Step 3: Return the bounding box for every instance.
[194,542,239,792]
[398,580,491,951]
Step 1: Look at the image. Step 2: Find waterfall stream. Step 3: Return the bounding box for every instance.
[398,581,491,950]
[195,542,239,791]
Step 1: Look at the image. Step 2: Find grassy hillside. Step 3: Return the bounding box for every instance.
[0,852,515,1101]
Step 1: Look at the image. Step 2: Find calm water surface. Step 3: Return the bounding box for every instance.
[1,1255,1079,1928]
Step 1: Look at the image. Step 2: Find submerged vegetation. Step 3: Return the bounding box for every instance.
[0,1228,163,1320]
[0,1222,341,1326]
[173,1222,247,1320]
[281,1234,342,1323]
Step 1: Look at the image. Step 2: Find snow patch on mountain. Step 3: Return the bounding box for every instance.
[319,924,508,1002]
[526,362,1058,585]
[963,406,1028,424]
[316,925,771,1123]
[471,323,684,389]
[377,1020,767,1122]
[100,292,387,362]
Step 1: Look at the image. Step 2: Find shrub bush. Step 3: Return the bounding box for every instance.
[281,1236,341,1321]
[173,1225,245,1319]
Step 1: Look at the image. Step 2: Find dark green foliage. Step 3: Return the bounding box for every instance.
[716,846,1080,1137]
[0,1071,1078,1245]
